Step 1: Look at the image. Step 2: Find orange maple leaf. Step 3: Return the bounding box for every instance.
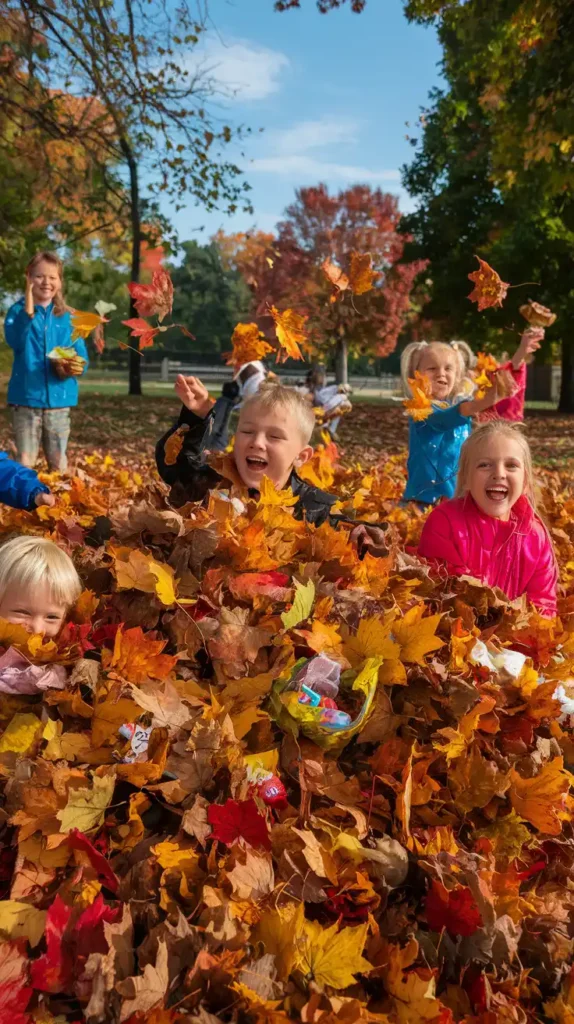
[509,756,570,835]
[128,267,173,322]
[322,258,349,302]
[349,250,379,295]
[103,626,178,684]
[269,306,308,362]
[122,318,160,351]
[403,371,433,421]
[225,323,275,367]
[164,425,189,466]
[468,256,509,311]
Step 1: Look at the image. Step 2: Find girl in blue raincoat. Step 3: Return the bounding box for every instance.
[4,252,89,471]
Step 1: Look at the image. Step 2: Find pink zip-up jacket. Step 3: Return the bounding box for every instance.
[418,494,558,616]
[477,361,526,423]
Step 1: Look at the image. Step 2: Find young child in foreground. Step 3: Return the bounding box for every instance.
[401,328,543,505]
[418,421,557,616]
[0,536,82,693]
[156,375,387,556]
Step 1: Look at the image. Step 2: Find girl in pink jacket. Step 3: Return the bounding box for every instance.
[418,421,558,616]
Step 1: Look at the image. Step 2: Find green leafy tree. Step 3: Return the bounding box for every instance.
[169,241,252,357]
[401,1,574,411]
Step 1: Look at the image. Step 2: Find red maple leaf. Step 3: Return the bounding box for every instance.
[30,895,73,993]
[122,317,160,350]
[128,268,173,322]
[467,256,509,311]
[424,880,482,937]
[72,894,121,965]
[0,942,32,1024]
[208,798,271,850]
[68,828,119,893]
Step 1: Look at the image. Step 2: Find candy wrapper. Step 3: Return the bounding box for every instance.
[270,655,382,752]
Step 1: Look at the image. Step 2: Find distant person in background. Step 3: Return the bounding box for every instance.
[210,360,269,452]
[302,366,352,440]
[3,252,89,471]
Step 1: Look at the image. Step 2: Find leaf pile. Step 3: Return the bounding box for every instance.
[2,442,574,1023]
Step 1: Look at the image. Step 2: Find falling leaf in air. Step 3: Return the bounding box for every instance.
[70,309,109,341]
[122,318,160,350]
[519,299,557,327]
[225,322,274,367]
[128,268,174,322]
[269,306,308,361]
[403,371,434,421]
[163,425,189,466]
[349,251,379,295]
[467,256,510,310]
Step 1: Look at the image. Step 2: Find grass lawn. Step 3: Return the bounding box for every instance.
[0,379,570,470]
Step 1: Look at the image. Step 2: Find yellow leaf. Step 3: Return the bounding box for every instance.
[114,549,156,593]
[349,250,379,295]
[0,712,43,756]
[256,904,301,980]
[403,371,433,421]
[57,772,116,833]
[270,306,308,362]
[392,605,444,665]
[281,579,315,630]
[70,309,108,340]
[344,613,400,667]
[152,840,202,875]
[293,916,372,989]
[509,757,570,835]
[0,900,46,947]
[148,560,178,606]
[244,748,279,779]
[432,727,468,763]
[296,619,343,659]
[258,475,299,508]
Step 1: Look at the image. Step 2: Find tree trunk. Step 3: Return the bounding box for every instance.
[125,147,142,396]
[334,337,348,385]
[559,339,574,413]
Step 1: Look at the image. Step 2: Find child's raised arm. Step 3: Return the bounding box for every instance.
[174,375,215,419]
[511,327,544,370]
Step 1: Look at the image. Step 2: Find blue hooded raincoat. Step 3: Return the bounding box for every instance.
[4,300,88,409]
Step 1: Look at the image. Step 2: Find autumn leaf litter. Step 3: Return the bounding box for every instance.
[1,435,574,1023]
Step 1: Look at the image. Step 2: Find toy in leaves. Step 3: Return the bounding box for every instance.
[270,653,381,751]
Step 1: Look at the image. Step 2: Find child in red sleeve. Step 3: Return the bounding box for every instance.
[477,326,544,423]
[418,421,557,616]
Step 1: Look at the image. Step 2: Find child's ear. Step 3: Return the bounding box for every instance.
[295,445,314,468]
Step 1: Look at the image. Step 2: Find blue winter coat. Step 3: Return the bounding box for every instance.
[403,401,472,506]
[4,299,88,409]
[0,452,50,510]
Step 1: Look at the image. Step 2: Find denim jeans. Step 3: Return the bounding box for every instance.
[11,405,71,470]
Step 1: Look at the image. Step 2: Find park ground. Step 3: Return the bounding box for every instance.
[0,378,571,471]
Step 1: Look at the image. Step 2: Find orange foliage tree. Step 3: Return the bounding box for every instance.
[217,185,426,383]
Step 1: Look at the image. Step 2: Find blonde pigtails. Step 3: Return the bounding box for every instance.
[400,341,429,396]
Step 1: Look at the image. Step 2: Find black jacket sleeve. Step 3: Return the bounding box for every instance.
[155,405,224,504]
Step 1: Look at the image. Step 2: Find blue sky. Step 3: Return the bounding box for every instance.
[170,0,443,242]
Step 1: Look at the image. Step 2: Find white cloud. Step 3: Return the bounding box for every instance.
[273,117,359,154]
[182,37,290,102]
[250,153,401,184]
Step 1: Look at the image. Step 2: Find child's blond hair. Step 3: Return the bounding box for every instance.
[26,252,67,317]
[239,382,316,445]
[400,340,476,400]
[455,421,537,510]
[0,537,82,607]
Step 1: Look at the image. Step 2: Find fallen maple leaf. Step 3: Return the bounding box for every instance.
[128,268,173,322]
[269,306,307,361]
[208,798,271,850]
[30,895,73,993]
[509,757,570,835]
[0,901,46,948]
[103,626,178,684]
[57,772,116,834]
[392,604,444,664]
[425,880,482,937]
[468,256,510,310]
[117,939,169,1022]
[0,942,33,1024]
[293,915,372,989]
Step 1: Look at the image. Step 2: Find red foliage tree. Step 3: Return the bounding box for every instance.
[218,185,426,382]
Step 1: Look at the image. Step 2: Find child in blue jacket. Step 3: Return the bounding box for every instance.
[3,252,88,472]
[400,335,540,505]
[0,453,54,511]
